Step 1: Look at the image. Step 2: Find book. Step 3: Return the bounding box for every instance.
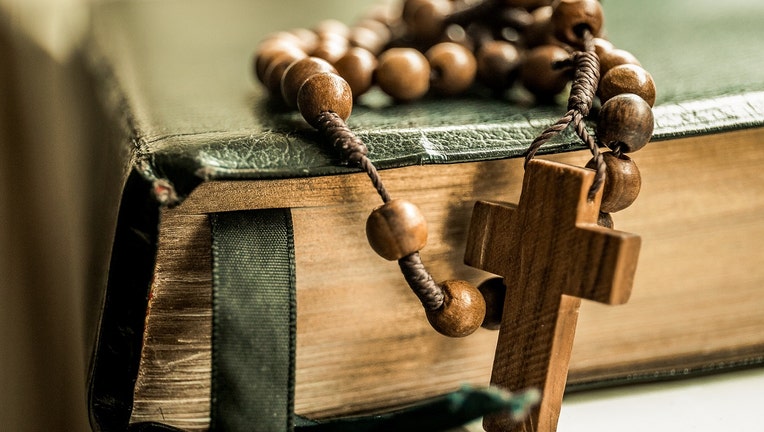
[83,0,764,430]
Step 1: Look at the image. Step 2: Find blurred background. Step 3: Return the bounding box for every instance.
[0,0,95,430]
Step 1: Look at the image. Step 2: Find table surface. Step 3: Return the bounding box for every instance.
[463,367,764,431]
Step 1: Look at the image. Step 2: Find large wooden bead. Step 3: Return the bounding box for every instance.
[599,48,641,78]
[334,47,378,98]
[366,199,428,261]
[597,93,655,153]
[297,73,352,128]
[476,41,521,90]
[600,64,657,107]
[586,152,642,213]
[281,57,336,108]
[477,277,506,331]
[551,0,604,48]
[520,44,571,99]
[426,280,486,338]
[426,42,477,95]
[376,48,431,102]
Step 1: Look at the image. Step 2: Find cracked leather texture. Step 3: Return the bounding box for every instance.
[84,0,764,201]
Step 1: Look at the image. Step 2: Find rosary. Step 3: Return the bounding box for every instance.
[253,0,654,430]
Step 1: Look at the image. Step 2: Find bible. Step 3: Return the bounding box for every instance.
[83,0,764,430]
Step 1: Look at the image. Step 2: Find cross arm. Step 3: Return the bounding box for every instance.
[464,200,518,276]
[566,224,641,305]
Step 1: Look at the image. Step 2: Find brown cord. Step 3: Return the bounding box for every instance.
[398,252,445,311]
[316,111,392,203]
[524,30,605,201]
[315,111,445,310]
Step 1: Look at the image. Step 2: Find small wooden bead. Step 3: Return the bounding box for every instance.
[586,152,642,213]
[551,0,604,48]
[599,48,641,78]
[426,42,477,95]
[312,33,349,64]
[597,93,655,153]
[254,38,306,83]
[600,64,657,107]
[520,44,571,99]
[281,57,337,108]
[522,6,555,48]
[297,72,353,129]
[350,19,391,55]
[363,3,398,27]
[477,277,506,330]
[426,280,486,338]
[402,0,452,42]
[442,24,472,49]
[593,38,614,57]
[263,51,306,97]
[334,47,378,98]
[288,28,320,53]
[366,199,428,261]
[476,41,521,90]
[376,48,431,102]
[500,0,553,7]
[313,19,350,39]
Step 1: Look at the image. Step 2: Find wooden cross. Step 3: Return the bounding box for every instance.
[465,159,641,432]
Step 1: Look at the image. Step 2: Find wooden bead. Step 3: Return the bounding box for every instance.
[599,48,641,78]
[363,3,398,27]
[593,37,614,57]
[586,152,642,213]
[281,57,336,108]
[297,73,352,129]
[366,199,428,261]
[288,28,319,53]
[376,48,431,102]
[520,44,571,99]
[477,277,506,331]
[312,33,349,64]
[262,51,307,97]
[313,19,350,39]
[334,47,378,98]
[254,37,306,83]
[500,0,553,7]
[402,0,452,42]
[600,64,657,107]
[350,20,391,55]
[426,42,477,95]
[551,0,604,48]
[597,93,655,153]
[476,41,521,90]
[426,280,486,338]
[522,6,555,48]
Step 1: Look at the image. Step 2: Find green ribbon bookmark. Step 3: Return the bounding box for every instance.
[210,209,296,432]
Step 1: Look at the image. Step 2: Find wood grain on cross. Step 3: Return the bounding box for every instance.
[465,159,641,432]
